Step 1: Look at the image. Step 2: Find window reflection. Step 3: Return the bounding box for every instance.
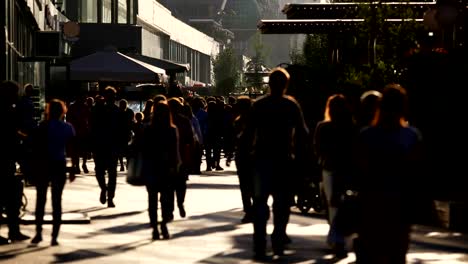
[81,0,97,23]
[102,0,112,23]
[118,0,127,24]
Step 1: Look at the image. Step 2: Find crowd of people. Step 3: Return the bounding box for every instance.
[0,67,427,263]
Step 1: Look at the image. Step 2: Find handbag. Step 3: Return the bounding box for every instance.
[126,151,145,186]
[333,190,360,236]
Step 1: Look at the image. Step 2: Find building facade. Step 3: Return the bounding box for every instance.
[63,0,220,87]
[1,0,72,117]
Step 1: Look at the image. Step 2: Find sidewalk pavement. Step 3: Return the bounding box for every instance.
[1,159,467,264]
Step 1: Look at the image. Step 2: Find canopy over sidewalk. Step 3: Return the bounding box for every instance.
[70,50,166,82]
[126,53,190,74]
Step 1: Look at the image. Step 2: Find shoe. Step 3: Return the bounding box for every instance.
[31,234,43,244]
[120,165,125,172]
[10,232,30,242]
[82,164,89,174]
[160,224,170,239]
[179,205,186,218]
[226,160,231,167]
[100,190,107,204]
[215,166,224,171]
[152,229,160,240]
[166,214,174,223]
[253,250,268,261]
[333,243,348,259]
[241,213,253,224]
[206,167,212,172]
[0,236,11,245]
[51,238,59,246]
[108,200,115,208]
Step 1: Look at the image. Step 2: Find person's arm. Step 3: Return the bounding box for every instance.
[67,123,77,182]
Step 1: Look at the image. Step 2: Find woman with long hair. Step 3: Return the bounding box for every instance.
[313,93,357,258]
[355,84,424,264]
[140,99,181,240]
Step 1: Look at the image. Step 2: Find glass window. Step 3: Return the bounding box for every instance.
[102,0,112,23]
[129,0,134,24]
[80,0,97,23]
[117,0,127,24]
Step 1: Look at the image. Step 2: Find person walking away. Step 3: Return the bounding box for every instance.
[233,96,254,224]
[30,99,76,246]
[243,67,310,259]
[0,80,31,243]
[89,87,120,207]
[138,100,181,240]
[355,84,424,264]
[67,94,91,174]
[313,93,358,258]
[167,97,195,218]
[117,99,135,172]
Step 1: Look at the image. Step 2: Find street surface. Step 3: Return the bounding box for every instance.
[1,159,467,263]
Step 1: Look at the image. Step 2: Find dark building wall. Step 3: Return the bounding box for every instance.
[70,23,142,58]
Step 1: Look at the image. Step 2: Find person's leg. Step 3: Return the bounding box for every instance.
[271,189,293,254]
[93,150,107,204]
[146,185,159,240]
[251,162,273,258]
[31,182,48,244]
[160,188,173,239]
[6,174,29,241]
[237,162,253,223]
[50,161,66,245]
[213,137,223,170]
[106,152,118,207]
[175,174,187,218]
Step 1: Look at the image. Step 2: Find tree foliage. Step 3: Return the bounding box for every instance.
[289,1,425,90]
[212,46,240,96]
[245,32,269,92]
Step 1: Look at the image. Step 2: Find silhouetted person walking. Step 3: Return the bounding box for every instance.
[137,100,180,240]
[243,68,309,259]
[0,80,31,243]
[31,99,75,246]
[355,84,423,264]
[90,87,120,207]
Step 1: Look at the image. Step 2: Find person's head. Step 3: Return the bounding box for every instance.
[359,90,382,127]
[182,103,194,119]
[235,95,253,118]
[228,95,236,105]
[23,83,34,97]
[86,96,95,107]
[153,94,167,104]
[135,112,144,123]
[0,80,20,104]
[377,84,408,127]
[167,97,183,115]
[151,100,173,128]
[46,99,67,120]
[95,95,105,106]
[119,99,128,110]
[324,93,353,123]
[103,86,117,104]
[191,97,206,111]
[268,67,290,97]
[143,99,154,113]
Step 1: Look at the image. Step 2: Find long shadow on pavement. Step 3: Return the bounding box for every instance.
[197,233,345,264]
[76,222,149,239]
[52,239,153,263]
[0,245,49,261]
[91,210,146,221]
[187,182,240,190]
